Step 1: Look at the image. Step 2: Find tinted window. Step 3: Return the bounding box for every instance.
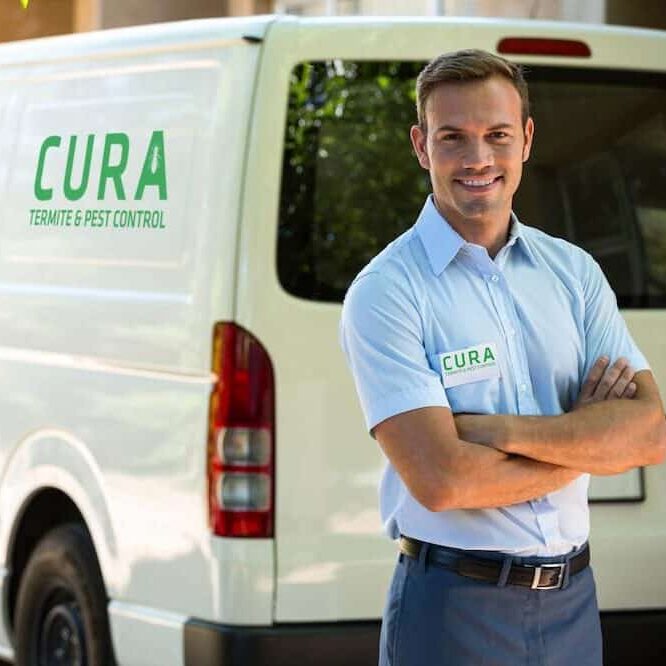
[278,62,666,306]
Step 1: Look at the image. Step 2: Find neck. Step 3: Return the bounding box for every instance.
[433,197,512,259]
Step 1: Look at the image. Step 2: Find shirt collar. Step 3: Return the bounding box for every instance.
[415,196,537,276]
[414,196,465,276]
[506,212,538,267]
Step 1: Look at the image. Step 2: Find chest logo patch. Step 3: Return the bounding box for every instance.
[438,342,500,388]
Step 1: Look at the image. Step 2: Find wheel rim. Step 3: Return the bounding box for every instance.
[38,591,87,666]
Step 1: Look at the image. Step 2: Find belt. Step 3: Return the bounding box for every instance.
[399,536,590,591]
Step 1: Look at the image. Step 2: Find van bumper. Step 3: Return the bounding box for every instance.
[183,619,380,666]
[184,610,666,666]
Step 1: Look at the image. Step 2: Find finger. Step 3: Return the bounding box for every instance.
[592,357,629,400]
[579,356,609,400]
[608,364,635,399]
[621,382,637,399]
[593,357,629,400]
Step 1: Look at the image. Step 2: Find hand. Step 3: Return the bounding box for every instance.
[574,356,636,410]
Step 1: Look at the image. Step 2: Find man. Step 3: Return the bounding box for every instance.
[339,50,666,666]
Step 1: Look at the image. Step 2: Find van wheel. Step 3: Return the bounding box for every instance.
[14,523,113,666]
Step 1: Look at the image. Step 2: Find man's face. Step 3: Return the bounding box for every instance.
[410,76,534,230]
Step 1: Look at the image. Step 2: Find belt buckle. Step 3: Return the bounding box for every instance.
[530,562,566,590]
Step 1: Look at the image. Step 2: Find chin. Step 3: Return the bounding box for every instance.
[458,200,495,219]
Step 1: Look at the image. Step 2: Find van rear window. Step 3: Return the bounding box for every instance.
[277,62,666,307]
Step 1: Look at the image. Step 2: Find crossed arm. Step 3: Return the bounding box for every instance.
[374,358,666,512]
[455,369,666,476]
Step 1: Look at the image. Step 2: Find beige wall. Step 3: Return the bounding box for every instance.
[278,0,666,28]
[277,0,606,21]
[228,0,272,15]
[89,0,272,30]
[441,0,604,22]
[3,0,666,45]
[0,0,73,42]
[1,0,273,40]
[90,0,227,30]
[606,0,666,29]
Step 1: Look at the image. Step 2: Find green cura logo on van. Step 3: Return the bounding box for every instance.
[29,131,169,231]
[34,131,167,202]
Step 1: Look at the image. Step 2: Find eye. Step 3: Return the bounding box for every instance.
[440,133,461,142]
[489,131,510,140]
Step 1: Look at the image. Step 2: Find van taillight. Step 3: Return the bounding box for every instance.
[497,37,591,57]
[208,322,275,538]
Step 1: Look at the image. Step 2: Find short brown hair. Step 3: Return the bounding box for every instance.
[416,49,530,130]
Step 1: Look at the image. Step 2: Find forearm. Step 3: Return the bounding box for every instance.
[436,439,581,510]
[456,398,666,476]
[510,399,665,474]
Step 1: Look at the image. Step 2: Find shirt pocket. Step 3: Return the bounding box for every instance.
[444,378,502,414]
[428,351,502,414]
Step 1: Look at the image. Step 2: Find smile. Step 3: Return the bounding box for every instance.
[455,175,503,191]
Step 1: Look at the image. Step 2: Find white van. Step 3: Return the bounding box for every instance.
[0,14,664,666]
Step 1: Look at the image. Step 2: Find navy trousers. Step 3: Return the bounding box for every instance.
[378,543,603,666]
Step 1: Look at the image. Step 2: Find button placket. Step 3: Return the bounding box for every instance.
[532,500,560,549]
[484,271,522,406]
[499,277,536,413]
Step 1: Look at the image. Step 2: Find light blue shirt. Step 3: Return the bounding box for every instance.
[340,196,649,556]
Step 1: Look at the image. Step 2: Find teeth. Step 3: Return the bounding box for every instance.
[460,178,496,187]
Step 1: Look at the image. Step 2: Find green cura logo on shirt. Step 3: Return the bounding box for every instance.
[441,345,495,372]
[439,342,500,389]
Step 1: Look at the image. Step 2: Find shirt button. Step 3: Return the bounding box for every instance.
[520,383,527,392]
[490,274,499,283]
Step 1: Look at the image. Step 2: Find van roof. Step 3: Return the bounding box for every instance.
[0,14,664,69]
[0,15,276,67]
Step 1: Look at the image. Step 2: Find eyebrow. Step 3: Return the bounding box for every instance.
[435,123,515,133]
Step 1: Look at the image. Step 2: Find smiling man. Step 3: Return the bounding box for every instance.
[339,50,666,666]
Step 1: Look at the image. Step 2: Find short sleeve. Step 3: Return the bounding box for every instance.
[339,270,449,434]
[581,255,650,378]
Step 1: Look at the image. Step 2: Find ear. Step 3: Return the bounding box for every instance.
[522,117,534,162]
[410,125,430,170]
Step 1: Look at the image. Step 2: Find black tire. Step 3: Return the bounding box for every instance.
[14,523,114,666]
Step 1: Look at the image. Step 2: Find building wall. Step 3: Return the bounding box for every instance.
[91,0,271,29]
[606,0,666,29]
[441,0,604,22]
[0,0,272,39]
[0,0,73,42]
[275,0,605,22]
[89,0,226,30]
[2,1,665,45]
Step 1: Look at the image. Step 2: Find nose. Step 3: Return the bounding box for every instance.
[461,138,494,170]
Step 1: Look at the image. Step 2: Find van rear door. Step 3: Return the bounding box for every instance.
[239,17,666,624]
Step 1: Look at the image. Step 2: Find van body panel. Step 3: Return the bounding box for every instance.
[0,360,207,603]
[238,16,402,625]
[0,338,274,657]
[108,601,186,666]
[0,16,274,67]
[0,18,274,661]
[210,538,274,624]
[591,310,666,610]
[287,15,666,70]
[0,430,117,593]
[0,33,260,373]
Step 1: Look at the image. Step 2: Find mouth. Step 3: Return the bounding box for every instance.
[454,175,503,193]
